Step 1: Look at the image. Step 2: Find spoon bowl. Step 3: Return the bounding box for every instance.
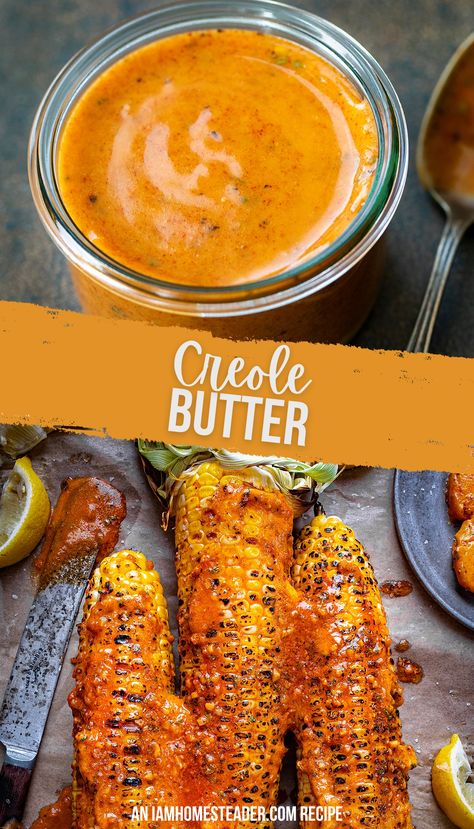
[409,32,474,353]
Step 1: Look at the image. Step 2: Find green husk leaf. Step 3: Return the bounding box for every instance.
[138,441,339,518]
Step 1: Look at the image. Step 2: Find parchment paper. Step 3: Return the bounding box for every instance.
[0,433,472,828]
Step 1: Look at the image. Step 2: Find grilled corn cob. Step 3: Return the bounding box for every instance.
[69,550,187,829]
[173,462,294,825]
[291,515,416,828]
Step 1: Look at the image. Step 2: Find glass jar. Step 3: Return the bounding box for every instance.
[29,0,408,343]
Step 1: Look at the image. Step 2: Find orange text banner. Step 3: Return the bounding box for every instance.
[1,301,473,472]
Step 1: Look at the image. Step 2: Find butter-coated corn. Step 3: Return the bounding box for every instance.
[174,462,293,826]
[70,550,180,829]
[292,515,416,828]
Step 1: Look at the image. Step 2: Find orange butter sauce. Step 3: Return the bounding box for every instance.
[29,787,72,829]
[396,658,424,685]
[380,579,413,598]
[57,29,378,287]
[33,477,126,587]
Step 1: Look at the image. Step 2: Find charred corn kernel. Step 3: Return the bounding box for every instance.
[292,515,416,829]
[174,462,294,827]
[69,550,181,829]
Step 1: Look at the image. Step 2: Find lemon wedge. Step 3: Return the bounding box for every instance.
[432,734,474,829]
[0,456,50,568]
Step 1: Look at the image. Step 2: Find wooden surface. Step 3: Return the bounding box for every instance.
[0,0,473,356]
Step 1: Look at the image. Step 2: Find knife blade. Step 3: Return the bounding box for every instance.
[0,476,126,824]
[0,557,95,823]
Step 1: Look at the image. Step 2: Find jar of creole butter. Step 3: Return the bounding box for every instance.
[29,0,407,343]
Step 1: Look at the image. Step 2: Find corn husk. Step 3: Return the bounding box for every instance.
[138,441,338,521]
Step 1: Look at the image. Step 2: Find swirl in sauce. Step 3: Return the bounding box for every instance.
[58,30,378,286]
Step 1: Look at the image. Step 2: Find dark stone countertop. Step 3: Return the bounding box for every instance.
[1,0,473,356]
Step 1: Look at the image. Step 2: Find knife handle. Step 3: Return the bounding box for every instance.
[0,753,33,825]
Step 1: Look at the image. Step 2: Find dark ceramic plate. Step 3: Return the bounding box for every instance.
[394,470,474,632]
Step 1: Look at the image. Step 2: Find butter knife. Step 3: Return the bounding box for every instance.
[0,476,126,824]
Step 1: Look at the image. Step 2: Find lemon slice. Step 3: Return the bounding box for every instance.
[0,424,49,457]
[432,734,474,829]
[0,456,50,568]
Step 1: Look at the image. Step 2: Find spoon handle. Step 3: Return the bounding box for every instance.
[406,214,468,353]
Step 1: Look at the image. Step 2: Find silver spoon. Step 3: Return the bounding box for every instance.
[408,32,474,353]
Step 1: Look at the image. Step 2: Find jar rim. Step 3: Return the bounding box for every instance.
[29,0,408,316]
